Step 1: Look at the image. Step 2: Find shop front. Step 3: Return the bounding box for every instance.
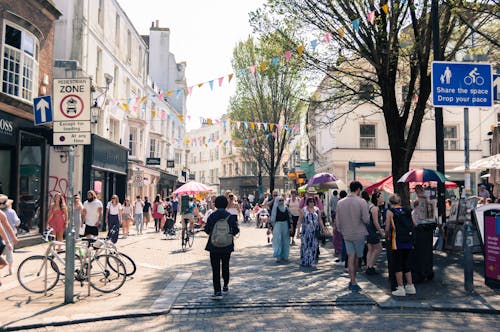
[158,171,178,198]
[0,110,50,237]
[127,162,160,201]
[83,135,128,207]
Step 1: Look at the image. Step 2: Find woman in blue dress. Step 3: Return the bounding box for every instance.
[296,197,326,267]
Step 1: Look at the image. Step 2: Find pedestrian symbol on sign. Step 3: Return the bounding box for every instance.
[440,66,452,84]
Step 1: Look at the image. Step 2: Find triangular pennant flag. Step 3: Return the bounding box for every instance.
[297,45,304,56]
[338,27,345,39]
[228,73,234,82]
[188,86,194,96]
[151,109,157,117]
[260,61,268,72]
[209,80,214,91]
[381,3,389,14]
[177,115,183,121]
[276,124,281,131]
[176,89,181,98]
[285,50,292,61]
[269,123,275,131]
[249,65,256,75]
[122,103,128,111]
[367,11,375,25]
[167,91,172,97]
[250,122,255,130]
[158,93,163,100]
[218,77,224,87]
[324,33,331,44]
[161,110,166,119]
[140,96,147,103]
[243,121,249,129]
[310,40,318,51]
[272,57,279,68]
[263,123,269,131]
[197,82,204,88]
[207,118,212,125]
[352,18,360,32]
[239,68,246,76]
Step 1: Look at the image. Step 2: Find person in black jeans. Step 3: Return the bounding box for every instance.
[204,195,239,300]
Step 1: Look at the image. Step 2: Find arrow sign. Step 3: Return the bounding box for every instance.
[33,95,53,125]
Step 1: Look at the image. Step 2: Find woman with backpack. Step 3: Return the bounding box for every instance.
[385,194,417,297]
[204,195,239,300]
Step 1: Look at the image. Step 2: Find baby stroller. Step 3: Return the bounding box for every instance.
[163,217,177,239]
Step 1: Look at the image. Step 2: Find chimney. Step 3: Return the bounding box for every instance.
[151,21,154,28]
[155,20,159,28]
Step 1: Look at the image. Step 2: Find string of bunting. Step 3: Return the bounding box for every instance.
[108,1,402,107]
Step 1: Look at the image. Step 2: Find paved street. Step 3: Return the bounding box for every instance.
[1,222,499,331]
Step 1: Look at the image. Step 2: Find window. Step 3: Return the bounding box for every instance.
[98,0,104,27]
[444,126,459,150]
[2,24,38,101]
[113,66,119,98]
[215,147,219,160]
[175,152,181,165]
[108,118,119,143]
[115,14,120,48]
[359,83,374,100]
[129,127,137,156]
[138,129,143,157]
[125,77,130,98]
[126,30,131,62]
[138,49,143,78]
[150,138,157,158]
[360,124,376,149]
[95,48,102,86]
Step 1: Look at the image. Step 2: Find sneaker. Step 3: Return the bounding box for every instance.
[348,282,362,292]
[392,286,406,297]
[222,286,229,295]
[211,292,223,300]
[405,284,416,295]
[365,267,378,275]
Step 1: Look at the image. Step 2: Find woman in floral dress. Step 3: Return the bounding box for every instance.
[296,197,326,267]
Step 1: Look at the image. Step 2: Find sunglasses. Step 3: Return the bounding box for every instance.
[279,199,284,202]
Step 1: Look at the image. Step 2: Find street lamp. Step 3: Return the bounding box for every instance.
[90,73,113,124]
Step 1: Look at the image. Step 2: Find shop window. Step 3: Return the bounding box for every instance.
[360,124,376,149]
[109,118,119,143]
[2,23,38,102]
[444,125,459,151]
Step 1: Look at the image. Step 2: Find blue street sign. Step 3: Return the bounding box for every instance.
[432,61,493,107]
[494,74,500,102]
[33,95,53,125]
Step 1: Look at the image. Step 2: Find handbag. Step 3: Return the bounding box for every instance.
[157,204,165,214]
[0,237,6,255]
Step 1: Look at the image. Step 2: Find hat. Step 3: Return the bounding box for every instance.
[0,194,12,209]
[307,187,317,194]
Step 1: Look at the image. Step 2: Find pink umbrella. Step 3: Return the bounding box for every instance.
[173,181,213,195]
[365,175,458,194]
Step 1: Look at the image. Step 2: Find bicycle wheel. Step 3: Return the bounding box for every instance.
[89,254,126,293]
[181,230,187,251]
[107,252,136,277]
[17,255,60,293]
[187,231,194,248]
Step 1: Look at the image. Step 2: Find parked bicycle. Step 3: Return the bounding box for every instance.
[17,230,126,294]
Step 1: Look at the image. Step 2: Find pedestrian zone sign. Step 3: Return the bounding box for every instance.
[432,61,493,107]
[33,95,52,125]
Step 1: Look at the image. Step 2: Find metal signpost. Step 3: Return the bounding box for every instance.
[432,61,493,292]
[52,78,92,304]
[348,161,376,181]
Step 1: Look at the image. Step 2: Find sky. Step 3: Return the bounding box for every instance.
[118,0,266,131]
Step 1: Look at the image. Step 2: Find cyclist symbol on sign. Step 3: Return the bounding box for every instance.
[464,67,484,86]
[65,97,78,114]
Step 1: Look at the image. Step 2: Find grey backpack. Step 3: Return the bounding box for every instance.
[211,216,233,247]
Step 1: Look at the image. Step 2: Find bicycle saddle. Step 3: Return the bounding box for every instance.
[81,238,97,243]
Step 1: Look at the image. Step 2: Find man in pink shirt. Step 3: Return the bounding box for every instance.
[336,181,370,292]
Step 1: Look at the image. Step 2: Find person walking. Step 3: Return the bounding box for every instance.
[47,192,68,251]
[152,195,164,234]
[171,195,179,222]
[0,196,19,276]
[81,190,103,238]
[336,181,370,292]
[121,198,133,238]
[0,209,18,282]
[287,190,301,246]
[270,197,292,263]
[106,195,122,243]
[134,196,144,233]
[386,194,417,296]
[366,192,385,275]
[73,194,83,238]
[204,195,239,300]
[296,197,326,267]
[143,196,152,230]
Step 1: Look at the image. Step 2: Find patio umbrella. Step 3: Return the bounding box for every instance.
[366,175,457,194]
[397,169,447,183]
[307,172,337,185]
[298,184,308,193]
[172,181,213,195]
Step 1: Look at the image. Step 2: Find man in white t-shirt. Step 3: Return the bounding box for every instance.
[81,190,103,237]
[134,196,145,234]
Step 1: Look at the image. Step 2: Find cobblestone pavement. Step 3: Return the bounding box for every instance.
[26,308,500,331]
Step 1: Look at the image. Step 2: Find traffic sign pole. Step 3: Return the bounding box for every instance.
[64,146,75,304]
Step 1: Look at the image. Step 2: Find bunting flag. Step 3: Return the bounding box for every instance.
[338,27,345,39]
[269,123,275,131]
[209,80,214,91]
[285,50,292,61]
[161,110,165,119]
[140,96,147,103]
[167,91,172,97]
[151,109,157,117]
[367,11,375,25]
[260,61,268,72]
[197,82,204,88]
[122,103,128,111]
[218,76,224,87]
[310,39,318,51]
[176,89,182,98]
[177,115,183,121]
[352,18,360,32]
[188,86,194,96]
[250,122,255,130]
[324,33,331,44]
[297,45,304,57]
[272,57,279,68]
[249,65,256,75]
[381,3,389,14]
[228,73,234,82]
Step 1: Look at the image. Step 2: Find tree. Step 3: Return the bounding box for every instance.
[230,36,306,192]
[250,0,498,203]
